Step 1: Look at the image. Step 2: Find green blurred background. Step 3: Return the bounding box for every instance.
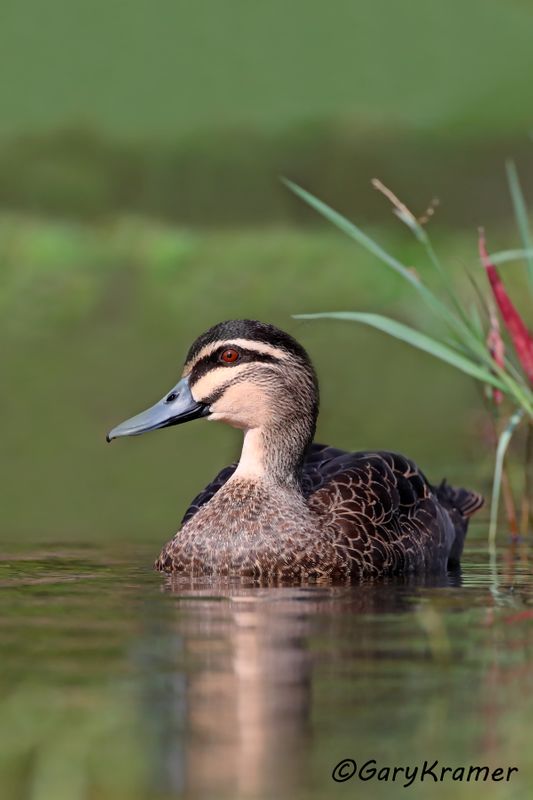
[2,0,533,544]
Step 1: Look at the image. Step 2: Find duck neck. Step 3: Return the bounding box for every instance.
[232,422,313,490]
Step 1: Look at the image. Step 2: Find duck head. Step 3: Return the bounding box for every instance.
[107,320,319,483]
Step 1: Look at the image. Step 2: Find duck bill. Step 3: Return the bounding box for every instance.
[106,376,209,442]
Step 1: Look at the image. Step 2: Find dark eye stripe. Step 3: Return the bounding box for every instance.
[201,384,227,406]
[190,347,280,383]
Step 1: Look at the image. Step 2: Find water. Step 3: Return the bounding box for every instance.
[1,530,532,800]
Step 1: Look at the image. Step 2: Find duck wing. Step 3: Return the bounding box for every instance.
[305,447,483,574]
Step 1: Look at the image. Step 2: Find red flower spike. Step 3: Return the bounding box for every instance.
[479,229,533,385]
[487,306,504,405]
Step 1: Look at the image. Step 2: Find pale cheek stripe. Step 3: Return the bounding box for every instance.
[190,364,252,402]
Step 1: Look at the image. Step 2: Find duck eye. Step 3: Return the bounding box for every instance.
[220,348,240,364]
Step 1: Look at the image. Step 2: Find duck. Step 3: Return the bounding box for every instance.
[107,319,483,580]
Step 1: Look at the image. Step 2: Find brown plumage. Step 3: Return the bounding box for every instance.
[107,319,484,580]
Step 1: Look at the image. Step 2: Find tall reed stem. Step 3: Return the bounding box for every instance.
[520,421,533,536]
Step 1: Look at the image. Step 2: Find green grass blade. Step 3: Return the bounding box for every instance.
[284,178,533,413]
[294,311,507,389]
[488,408,525,553]
[469,302,484,341]
[371,177,474,328]
[409,218,472,322]
[506,160,533,290]
[282,177,498,354]
[490,248,533,266]
[297,311,533,412]
[282,178,420,287]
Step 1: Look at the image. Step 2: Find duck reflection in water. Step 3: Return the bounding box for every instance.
[143,572,463,799]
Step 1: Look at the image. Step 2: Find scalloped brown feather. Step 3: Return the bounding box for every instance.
[155,444,483,579]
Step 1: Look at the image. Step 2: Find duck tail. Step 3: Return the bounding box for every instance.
[436,480,484,519]
[435,480,484,567]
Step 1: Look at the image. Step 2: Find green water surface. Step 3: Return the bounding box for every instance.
[1,530,532,800]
